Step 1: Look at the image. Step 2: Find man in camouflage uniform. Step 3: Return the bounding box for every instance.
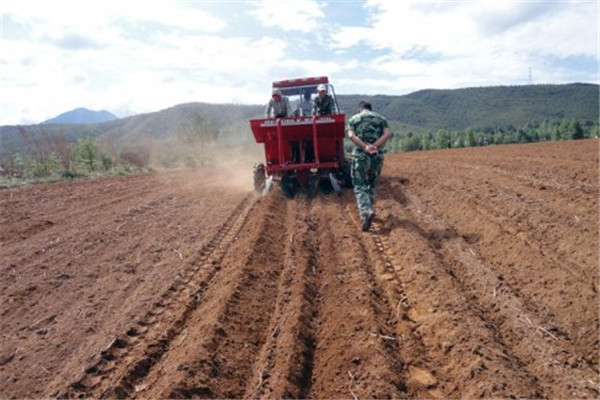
[265,88,292,118]
[347,101,393,231]
[312,84,335,116]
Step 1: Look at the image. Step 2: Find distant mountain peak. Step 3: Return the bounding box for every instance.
[43,108,118,124]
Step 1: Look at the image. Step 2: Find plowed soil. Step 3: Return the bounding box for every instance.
[1,139,599,399]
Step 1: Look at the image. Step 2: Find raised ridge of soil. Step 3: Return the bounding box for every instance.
[1,139,598,399]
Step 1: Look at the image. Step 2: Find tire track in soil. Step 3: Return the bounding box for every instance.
[393,184,600,398]
[57,193,257,399]
[242,198,320,399]
[306,195,406,399]
[2,141,597,399]
[136,191,291,399]
[365,184,546,398]
[353,207,444,398]
[341,195,452,398]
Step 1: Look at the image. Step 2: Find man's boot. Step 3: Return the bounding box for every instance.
[362,210,375,231]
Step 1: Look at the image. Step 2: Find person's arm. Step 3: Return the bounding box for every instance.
[348,129,374,153]
[372,127,393,149]
[348,127,393,155]
[265,101,272,118]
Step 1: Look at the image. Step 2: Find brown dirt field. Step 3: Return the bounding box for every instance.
[1,139,598,399]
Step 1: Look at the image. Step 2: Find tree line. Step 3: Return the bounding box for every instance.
[0,114,220,187]
[385,118,599,153]
[3,114,597,187]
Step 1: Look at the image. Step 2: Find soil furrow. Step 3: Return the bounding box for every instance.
[135,192,289,399]
[307,194,406,399]
[371,185,546,398]
[400,189,599,397]
[361,215,446,398]
[380,170,598,363]
[399,175,599,363]
[58,193,256,398]
[1,141,597,399]
[432,165,596,277]
[389,166,595,281]
[242,198,320,399]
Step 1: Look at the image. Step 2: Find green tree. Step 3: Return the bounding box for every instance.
[401,136,422,152]
[551,123,561,141]
[101,154,113,170]
[571,119,584,140]
[537,120,552,141]
[455,131,465,148]
[435,129,451,149]
[517,127,530,143]
[422,133,433,150]
[466,128,476,147]
[77,138,99,171]
[558,120,572,140]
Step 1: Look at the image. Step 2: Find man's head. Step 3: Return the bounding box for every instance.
[272,88,282,100]
[358,101,372,112]
[317,84,327,97]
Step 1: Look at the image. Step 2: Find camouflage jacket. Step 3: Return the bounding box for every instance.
[265,97,292,118]
[312,94,335,116]
[347,109,389,154]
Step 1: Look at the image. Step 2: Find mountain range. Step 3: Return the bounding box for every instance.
[1,83,598,154]
[337,83,599,130]
[43,108,118,125]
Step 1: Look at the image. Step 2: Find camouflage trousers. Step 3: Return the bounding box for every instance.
[351,152,383,219]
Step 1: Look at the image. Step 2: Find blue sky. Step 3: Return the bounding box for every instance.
[1,0,598,125]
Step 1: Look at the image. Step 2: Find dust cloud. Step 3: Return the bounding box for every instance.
[206,144,264,193]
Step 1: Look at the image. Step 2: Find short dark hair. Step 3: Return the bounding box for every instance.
[359,101,372,111]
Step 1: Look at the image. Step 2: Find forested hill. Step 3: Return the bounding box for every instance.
[337,83,599,130]
[0,103,264,152]
[1,83,597,153]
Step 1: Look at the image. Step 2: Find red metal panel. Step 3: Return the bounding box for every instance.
[268,161,340,172]
[250,74,345,178]
[250,113,346,177]
[272,76,329,89]
[277,119,284,171]
[312,118,320,165]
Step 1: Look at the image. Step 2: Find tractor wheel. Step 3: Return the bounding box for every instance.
[281,175,297,199]
[308,174,319,198]
[253,163,266,193]
[329,173,342,196]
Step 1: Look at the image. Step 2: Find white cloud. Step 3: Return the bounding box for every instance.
[327,0,598,93]
[0,0,352,124]
[249,0,325,32]
[0,0,597,125]
[360,0,597,55]
[1,31,288,123]
[2,0,225,33]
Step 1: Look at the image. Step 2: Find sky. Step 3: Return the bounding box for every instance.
[1,0,598,125]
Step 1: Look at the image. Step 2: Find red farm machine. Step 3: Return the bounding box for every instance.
[249,76,351,198]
